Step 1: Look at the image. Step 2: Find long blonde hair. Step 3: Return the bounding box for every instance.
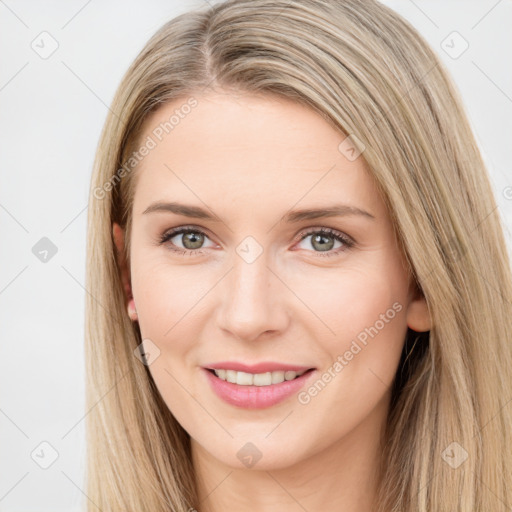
[85,1,512,510]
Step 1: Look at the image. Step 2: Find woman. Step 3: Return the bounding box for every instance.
[85,1,512,510]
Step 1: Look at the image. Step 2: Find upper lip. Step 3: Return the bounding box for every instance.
[204,361,315,373]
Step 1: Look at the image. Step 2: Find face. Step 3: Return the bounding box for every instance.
[114,91,430,471]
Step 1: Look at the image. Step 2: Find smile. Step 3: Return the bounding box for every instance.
[210,368,310,386]
[202,367,316,409]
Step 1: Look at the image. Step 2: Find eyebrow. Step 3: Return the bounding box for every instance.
[142,201,375,222]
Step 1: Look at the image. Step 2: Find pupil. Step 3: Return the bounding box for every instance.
[312,234,334,251]
[183,232,204,249]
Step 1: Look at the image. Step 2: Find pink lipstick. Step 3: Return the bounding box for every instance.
[201,362,316,409]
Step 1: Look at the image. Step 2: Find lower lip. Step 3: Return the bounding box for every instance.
[202,368,316,409]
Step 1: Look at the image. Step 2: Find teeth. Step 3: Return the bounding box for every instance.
[212,369,308,386]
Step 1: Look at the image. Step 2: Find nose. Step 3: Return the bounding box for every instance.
[215,251,290,342]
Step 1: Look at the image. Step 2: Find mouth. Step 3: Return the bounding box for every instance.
[202,366,317,409]
[205,367,315,386]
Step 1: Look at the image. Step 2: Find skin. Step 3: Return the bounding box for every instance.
[113,91,431,512]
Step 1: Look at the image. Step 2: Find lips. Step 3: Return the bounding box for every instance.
[204,361,314,373]
[201,362,317,409]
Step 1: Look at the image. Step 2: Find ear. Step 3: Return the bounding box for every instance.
[113,222,137,321]
[405,284,431,332]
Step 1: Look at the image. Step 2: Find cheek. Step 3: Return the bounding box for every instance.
[289,260,407,333]
[286,261,410,388]
[131,252,213,340]
[130,257,211,419]
[286,267,409,453]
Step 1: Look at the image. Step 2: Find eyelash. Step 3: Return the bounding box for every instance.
[158,225,355,258]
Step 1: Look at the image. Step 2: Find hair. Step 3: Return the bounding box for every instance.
[84,0,512,510]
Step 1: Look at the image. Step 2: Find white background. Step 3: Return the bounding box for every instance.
[0,1,511,510]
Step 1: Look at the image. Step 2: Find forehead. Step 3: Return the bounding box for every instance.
[132,92,385,219]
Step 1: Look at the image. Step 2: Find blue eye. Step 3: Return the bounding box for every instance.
[158,226,354,257]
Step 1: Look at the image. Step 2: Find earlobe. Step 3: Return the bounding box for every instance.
[127,297,138,322]
[112,223,135,317]
[406,291,431,332]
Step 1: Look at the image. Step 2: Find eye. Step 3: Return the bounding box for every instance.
[158,225,355,257]
[159,226,215,255]
[294,227,354,257]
